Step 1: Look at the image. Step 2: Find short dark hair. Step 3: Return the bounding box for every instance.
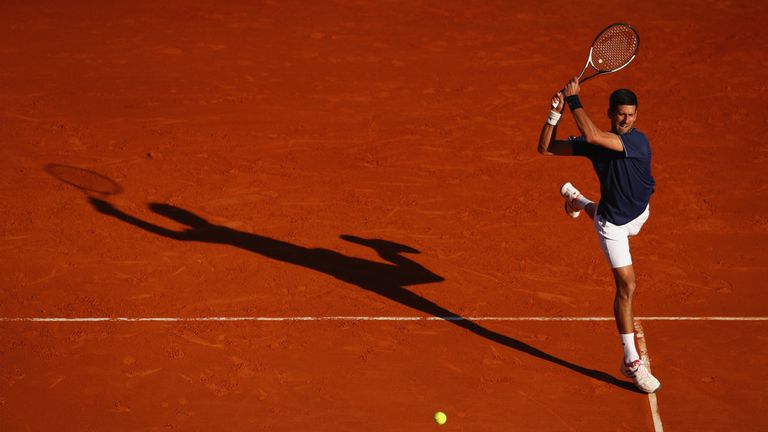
[609,89,637,111]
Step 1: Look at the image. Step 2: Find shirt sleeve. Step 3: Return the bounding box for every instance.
[569,136,593,158]
[620,130,651,159]
[571,134,629,161]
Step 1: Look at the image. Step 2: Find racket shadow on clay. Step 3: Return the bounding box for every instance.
[45,163,124,197]
[88,198,641,392]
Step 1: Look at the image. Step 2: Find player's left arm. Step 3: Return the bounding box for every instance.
[538,91,577,156]
[564,77,624,152]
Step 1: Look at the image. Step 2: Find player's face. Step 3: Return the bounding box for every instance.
[609,105,637,135]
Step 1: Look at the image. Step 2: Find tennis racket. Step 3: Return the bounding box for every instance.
[554,23,640,107]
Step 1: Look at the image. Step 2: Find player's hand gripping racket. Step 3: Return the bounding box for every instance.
[554,23,640,108]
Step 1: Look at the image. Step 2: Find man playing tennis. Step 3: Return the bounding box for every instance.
[537,77,661,393]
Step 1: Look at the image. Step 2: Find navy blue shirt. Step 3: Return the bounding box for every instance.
[570,129,655,225]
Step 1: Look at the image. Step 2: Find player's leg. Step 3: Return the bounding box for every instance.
[612,264,638,352]
[583,202,596,220]
[594,221,640,358]
[611,261,660,392]
[595,212,660,392]
[612,205,651,339]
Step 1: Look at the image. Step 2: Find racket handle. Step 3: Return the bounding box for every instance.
[552,86,571,108]
[578,74,597,85]
[553,72,597,108]
[552,91,566,109]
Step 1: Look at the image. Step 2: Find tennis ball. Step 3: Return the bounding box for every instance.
[434,411,447,425]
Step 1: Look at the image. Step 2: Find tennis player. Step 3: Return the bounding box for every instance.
[537,77,661,393]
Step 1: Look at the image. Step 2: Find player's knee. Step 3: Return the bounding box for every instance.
[613,268,637,302]
[616,278,636,301]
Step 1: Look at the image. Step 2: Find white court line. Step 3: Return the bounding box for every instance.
[0,316,766,322]
[635,321,664,432]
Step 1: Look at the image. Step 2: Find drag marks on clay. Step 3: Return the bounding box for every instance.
[151,45,184,56]
[279,201,334,207]
[124,368,163,378]
[0,111,46,122]
[178,331,225,349]
[634,321,664,432]
[47,376,66,389]
[183,294,278,310]
[456,266,502,284]
[28,263,61,285]
[2,235,33,240]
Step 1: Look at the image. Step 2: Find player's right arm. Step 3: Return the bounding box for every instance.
[538,91,575,156]
[89,197,189,240]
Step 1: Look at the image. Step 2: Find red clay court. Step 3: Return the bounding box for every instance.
[1,1,767,430]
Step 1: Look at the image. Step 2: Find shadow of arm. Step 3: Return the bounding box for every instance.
[89,197,188,240]
[340,234,443,284]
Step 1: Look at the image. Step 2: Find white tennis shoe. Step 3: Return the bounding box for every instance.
[560,182,582,218]
[621,358,661,393]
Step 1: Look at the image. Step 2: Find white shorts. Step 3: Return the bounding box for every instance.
[593,205,650,269]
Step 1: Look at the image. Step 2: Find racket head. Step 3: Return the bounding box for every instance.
[45,163,123,197]
[589,23,640,73]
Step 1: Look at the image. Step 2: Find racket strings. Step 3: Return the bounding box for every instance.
[591,25,638,71]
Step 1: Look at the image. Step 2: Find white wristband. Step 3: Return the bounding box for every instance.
[546,110,561,126]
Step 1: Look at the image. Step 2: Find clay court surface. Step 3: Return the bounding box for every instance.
[2,1,767,430]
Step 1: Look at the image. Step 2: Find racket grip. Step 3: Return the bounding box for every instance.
[554,74,591,107]
[552,88,569,108]
[578,74,596,85]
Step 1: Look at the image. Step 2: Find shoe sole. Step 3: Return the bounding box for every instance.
[560,182,575,197]
[560,182,580,218]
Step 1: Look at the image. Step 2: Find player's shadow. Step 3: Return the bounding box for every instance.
[88,197,640,392]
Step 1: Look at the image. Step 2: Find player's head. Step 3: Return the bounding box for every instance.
[608,88,638,135]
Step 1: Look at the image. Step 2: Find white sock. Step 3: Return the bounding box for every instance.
[620,333,640,364]
[573,195,593,210]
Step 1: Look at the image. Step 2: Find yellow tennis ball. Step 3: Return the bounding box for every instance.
[434,411,447,425]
